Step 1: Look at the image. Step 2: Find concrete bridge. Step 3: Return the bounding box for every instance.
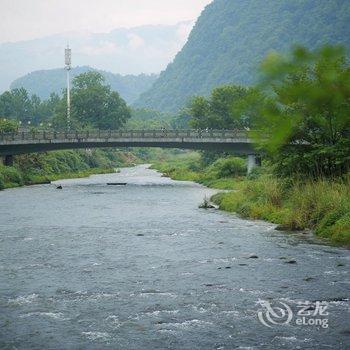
[0,129,260,172]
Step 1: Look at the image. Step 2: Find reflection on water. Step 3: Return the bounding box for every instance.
[0,165,349,349]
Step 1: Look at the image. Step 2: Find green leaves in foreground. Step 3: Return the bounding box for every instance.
[187,45,350,178]
[252,46,350,177]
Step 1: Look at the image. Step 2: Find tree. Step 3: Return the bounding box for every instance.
[253,45,350,178]
[0,118,19,133]
[69,72,131,130]
[189,85,251,129]
[0,88,32,122]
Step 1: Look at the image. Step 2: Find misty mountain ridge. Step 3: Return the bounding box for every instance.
[0,21,193,93]
[10,66,158,104]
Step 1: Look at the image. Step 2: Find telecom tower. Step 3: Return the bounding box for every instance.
[65,46,72,130]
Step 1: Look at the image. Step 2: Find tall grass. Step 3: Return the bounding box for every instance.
[213,176,350,245]
[152,153,246,189]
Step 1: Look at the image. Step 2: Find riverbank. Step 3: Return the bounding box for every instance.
[2,165,348,349]
[0,149,138,190]
[152,152,350,246]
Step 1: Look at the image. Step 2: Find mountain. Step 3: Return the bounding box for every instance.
[10,66,158,104]
[135,0,350,112]
[0,21,193,93]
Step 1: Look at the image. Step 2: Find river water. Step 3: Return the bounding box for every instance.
[0,165,349,349]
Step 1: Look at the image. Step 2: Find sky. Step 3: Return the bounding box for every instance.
[0,0,212,43]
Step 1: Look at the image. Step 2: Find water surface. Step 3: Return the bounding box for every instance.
[0,165,349,349]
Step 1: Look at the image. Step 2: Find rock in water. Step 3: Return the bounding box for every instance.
[248,254,259,259]
[285,260,297,264]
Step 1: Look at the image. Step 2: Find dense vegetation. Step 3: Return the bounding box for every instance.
[151,45,350,245]
[126,108,191,130]
[189,46,350,178]
[0,88,60,126]
[0,71,136,190]
[0,149,139,190]
[153,153,350,245]
[135,0,350,112]
[54,72,131,130]
[0,71,132,130]
[11,66,157,104]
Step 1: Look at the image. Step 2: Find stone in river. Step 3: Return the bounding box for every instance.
[285,260,297,264]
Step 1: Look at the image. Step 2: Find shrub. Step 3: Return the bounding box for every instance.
[211,157,246,178]
[0,166,23,186]
[0,174,5,190]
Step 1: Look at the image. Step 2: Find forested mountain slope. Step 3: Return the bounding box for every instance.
[135,0,350,112]
[11,67,157,104]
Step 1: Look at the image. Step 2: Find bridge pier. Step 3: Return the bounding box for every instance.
[247,154,261,175]
[1,155,14,167]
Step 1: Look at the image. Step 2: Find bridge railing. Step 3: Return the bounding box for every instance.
[0,129,250,142]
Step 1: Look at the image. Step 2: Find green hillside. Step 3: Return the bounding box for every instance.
[10,67,157,104]
[135,0,350,112]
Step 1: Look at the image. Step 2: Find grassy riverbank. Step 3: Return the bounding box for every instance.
[0,149,138,190]
[152,152,350,246]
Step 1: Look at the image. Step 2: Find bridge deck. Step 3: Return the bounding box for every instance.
[0,130,255,156]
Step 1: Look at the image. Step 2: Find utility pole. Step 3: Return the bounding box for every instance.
[65,45,72,130]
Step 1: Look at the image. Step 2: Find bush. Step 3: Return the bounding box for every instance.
[0,149,128,189]
[211,157,246,178]
[0,174,5,190]
[0,166,23,186]
[328,213,350,244]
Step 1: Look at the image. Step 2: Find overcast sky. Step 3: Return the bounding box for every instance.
[0,0,212,43]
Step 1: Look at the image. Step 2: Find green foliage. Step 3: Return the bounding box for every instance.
[152,152,246,189]
[209,157,246,178]
[0,175,4,190]
[53,72,131,130]
[213,177,350,245]
[0,88,32,122]
[189,86,251,129]
[152,151,350,245]
[0,118,19,132]
[0,88,60,126]
[0,166,24,187]
[136,0,350,112]
[185,45,350,179]
[0,149,139,190]
[126,108,173,129]
[11,66,158,104]
[1,71,133,130]
[253,46,350,177]
[170,109,191,129]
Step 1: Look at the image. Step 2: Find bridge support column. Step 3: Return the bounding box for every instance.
[247,154,261,175]
[3,155,14,167]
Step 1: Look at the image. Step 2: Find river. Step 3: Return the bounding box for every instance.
[0,165,349,349]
